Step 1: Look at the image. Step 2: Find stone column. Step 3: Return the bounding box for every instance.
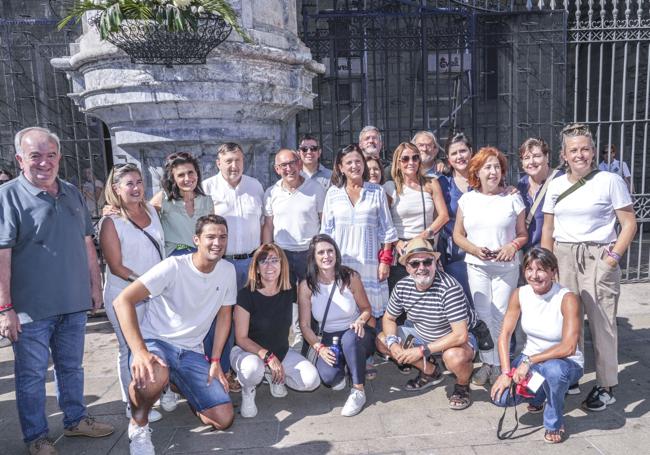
[52,0,324,191]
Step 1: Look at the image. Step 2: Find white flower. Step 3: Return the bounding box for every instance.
[173,0,192,9]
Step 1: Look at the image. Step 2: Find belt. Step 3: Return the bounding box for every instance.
[223,252,255,260]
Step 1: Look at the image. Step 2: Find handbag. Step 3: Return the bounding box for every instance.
[470,319,494,351]
[303,282,338,364]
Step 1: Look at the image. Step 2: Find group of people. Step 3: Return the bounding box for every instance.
[0,122,636,454]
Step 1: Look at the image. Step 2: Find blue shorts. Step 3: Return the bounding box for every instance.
[397,321,478,355]
[131,339,231,412]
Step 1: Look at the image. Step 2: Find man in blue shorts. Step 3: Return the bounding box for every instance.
[376,238,478,410]
[113,214,236,455]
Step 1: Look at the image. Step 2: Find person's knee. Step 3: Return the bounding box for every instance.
[130,364,168,400]
[341,329,358,346]
[238,355,264,385]
[442,347,472,372]
[301,367,321,391]
[200,403,234,430]
[538,360,567,386]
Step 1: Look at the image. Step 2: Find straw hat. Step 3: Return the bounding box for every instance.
[398,237,442,266]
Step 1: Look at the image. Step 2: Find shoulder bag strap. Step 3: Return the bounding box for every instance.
[420,183,428,232]
[555,169,599,206]
[316,282,338,337]
[525,168,560,229]
[126,215,164,261]
[496,383,520,440]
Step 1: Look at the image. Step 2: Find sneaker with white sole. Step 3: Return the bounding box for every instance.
[471,363,492,386]
[332,375,347,391]
[128,423,155,455]
[160,386,178,412]
[582,386,616,412]
[126,404,163,423]
[341,388,366,417]
[567,383,581,395]
[264,372,288,398]
[240,386,258,418]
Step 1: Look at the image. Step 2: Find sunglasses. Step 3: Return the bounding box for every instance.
[299,146,319,153]
[407,258,434,268]
[400,155,421,163]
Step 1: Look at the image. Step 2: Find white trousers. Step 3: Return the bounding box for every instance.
[467,263,519,366]
[230,346,320,392]
[103,285,147,403]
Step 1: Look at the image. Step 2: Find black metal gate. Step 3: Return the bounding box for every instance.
[0,12,109,217]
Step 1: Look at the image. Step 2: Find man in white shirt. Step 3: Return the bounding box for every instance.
[599,144,632,191]
[114,215,237,455]
[202,142,264,288]
[263,149,326,346]
[298,134,332,192]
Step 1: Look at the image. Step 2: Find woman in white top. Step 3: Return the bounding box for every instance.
[541,123,637,412]
[453,147,528,386]
[298,234,375,417]
[384,142,449,292]
[100,163,165,422]
[491,247,583,444]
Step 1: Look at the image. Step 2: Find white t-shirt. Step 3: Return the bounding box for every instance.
[202,173,264,255]
[542,171,632,243]
[139,255,237,352]
[264,177,325,251]
[457,191,525,267]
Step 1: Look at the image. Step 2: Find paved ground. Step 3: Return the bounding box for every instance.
[1,282,650,454]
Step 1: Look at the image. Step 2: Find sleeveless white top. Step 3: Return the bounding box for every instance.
[520,283,584,368]
[102,203,165,291]
[383,181,435,240]
[311,281,360,333]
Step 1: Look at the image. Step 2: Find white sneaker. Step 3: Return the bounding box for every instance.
[128,423,155,455]
[160,386,178,412]
[332,375,346,391]
[126,404,163,423]
[264,372,288,398]
[341,388,366,417]
[240,387,258,418]
[0,336,11,348]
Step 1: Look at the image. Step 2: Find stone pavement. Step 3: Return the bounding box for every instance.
[1,282,649,455]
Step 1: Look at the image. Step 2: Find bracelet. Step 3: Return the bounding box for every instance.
[607,250,622,263]
[127,273,139,283]
[263,350,274,364]
[378,248,394,265]
[316,343,326,354]
[511,239,522,251]
[205,356,220,363]
[385,335,399,349]
[0,306,14,315]
[0,303,13,312]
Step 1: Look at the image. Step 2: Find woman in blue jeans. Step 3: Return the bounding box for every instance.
[491,247,583,443]
[298,234,376,417]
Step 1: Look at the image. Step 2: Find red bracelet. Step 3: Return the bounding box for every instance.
[511,239,522,251]
[264,353,276,365]
[378,249,394,265]
[0,303,13,313]
[205,356,220,363]
[316,343,326,354]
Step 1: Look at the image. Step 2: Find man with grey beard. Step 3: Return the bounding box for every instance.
[375,238,478,410]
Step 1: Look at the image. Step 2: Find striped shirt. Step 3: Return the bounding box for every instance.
[387,271,477,343]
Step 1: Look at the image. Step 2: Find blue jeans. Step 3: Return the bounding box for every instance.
[135,339,231,411]
[13,311,88,443]
[492,354,583,431]
[203,318,233,373]
[316,327,376,386]
[397,321,479,354]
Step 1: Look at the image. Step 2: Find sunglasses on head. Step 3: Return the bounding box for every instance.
[400,154,421,163]
[407,258,434,268]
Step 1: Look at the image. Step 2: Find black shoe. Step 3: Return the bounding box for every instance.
[566,382,580,395]
[582,386,616,412]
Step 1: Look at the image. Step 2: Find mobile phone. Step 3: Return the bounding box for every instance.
[402,334,415,349]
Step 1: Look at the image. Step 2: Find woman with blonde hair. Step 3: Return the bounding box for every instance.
[384,142,449,292]
[99,163,164,422]
[231,243,320,418]
[453,147,528,386]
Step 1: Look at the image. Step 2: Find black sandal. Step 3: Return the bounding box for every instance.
[405,367,443,391]
[448,383,471,410]
[544,427,567,444]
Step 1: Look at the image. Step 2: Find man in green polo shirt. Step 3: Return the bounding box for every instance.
[0,127,114,455]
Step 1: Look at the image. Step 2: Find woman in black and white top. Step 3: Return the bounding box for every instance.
[298,234,375,417]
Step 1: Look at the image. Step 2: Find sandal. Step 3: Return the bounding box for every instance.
[527,403,544,414]
[544,427,567,444]
[448,383,472,410]
[405,366,444,391]
[397,363,412,375]
[365,363,378,381]
[227,370,241,393]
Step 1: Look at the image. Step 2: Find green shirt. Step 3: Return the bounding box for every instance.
[160,194,213,256]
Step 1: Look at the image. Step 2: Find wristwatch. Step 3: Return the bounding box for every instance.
[521,355,531,366]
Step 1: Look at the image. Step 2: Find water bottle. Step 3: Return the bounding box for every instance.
[330,336,342,367]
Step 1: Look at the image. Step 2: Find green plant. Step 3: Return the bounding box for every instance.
[58,0,250,42]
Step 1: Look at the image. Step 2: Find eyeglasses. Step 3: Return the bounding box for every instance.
[407,258,434,268]
[275,158,300,169]
[258,257,281,266]
[299,146,319,153]
[400,155,421,163]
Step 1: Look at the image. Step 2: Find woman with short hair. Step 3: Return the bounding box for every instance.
[491,247,583,444]
[453,147,528,386]
[231,243,320,418]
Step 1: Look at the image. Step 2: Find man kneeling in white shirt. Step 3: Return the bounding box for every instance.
[114,215,237,455]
